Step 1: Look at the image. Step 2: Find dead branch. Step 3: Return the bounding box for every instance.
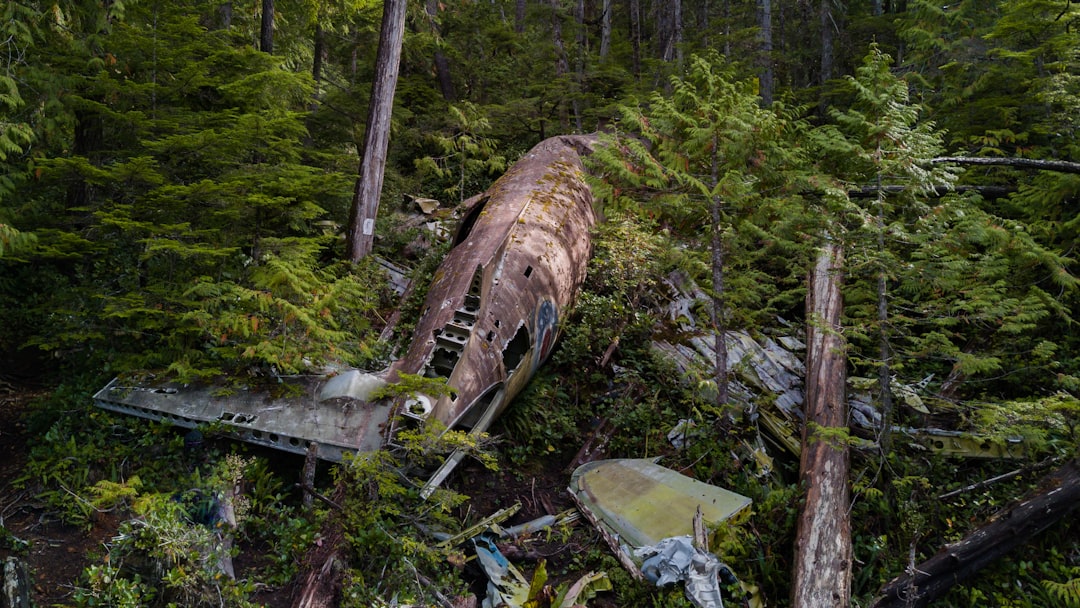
[873,456,1080,608]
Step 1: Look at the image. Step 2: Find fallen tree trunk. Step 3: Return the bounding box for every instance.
[872,456,1080,608]
[933,156,1080,174]
[792,241,852,608]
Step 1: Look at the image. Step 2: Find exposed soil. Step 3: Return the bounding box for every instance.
[0,380,106,606]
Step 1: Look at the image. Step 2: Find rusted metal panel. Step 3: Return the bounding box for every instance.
[388,134,596,431]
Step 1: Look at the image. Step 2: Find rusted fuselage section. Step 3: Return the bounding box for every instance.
[93,135,596,470]
[389,135,596,435]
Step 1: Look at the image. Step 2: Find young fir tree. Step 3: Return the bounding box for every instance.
[590,51,809,413]
[809,44,956,447]
[812,45,1079,440]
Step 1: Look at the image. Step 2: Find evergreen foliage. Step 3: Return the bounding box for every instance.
[2,1,1080,606]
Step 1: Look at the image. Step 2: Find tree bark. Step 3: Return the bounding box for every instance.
[573,0,586,131]
[628,0,641,78]
[516,0,527,33]
[550,0,571,131]
[758,0,774,105]
[344,0,408,261]
[820,0,833,86]
[875,187,893,454]
[426,0,456,101]
[933,156,1080,174]
[872,456,1080,608]
[709,139,730,412]
[599,0,612,58]
[792,241,852,608]
[260,0,274,53]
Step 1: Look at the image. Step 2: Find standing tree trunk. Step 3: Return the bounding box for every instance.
[599,0,612,58]
[820,0,833,86]
[260,0,274,53]
[792,240,852,608]
[516,0,527,33]
[758,0,774,105]
[709,139,730,412]
[875,187,894,453]
[628,0,641,78]
[723,0,731,56]
[426,0,456,101]
[344,0,408,261]
[573,0,586,131]
[550,0,572,131]
[658,0,682,64]
[219,2,233,28]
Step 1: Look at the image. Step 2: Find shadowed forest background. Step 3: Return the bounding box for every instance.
[1,1,1079,606]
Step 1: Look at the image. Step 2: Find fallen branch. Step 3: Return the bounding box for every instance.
[933,156,1080,174]
[847,185,1014,198]
[873,456,1080,608]
[936,457,1057,500]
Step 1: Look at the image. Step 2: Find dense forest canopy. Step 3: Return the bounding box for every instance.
[1,1,1079,607]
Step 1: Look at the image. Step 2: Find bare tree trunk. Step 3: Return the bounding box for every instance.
[550,0,571,131]
[875,188,894,453]
[710,139,730,412]
[312,24,325,99]
[758,0,773,105]
[658,0,682,63]
[820,0,833,86]
[628,0,641,78]
[344,0,408,261]
[792,241,852,608]
[260,0,274,53]
[873,457,1080,608]
[426,0,456,101]
[573,0,586,131]
[599,0,612,58]
[723,0,731,56]
[219,2,232,28]
[516,0,527,33]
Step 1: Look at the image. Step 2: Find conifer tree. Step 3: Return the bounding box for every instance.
[810,44,956,446]
[590,52,807,413]
[4,1,380,379]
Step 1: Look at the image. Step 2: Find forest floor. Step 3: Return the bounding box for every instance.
[0,380,104,607]
[0,379,615,607]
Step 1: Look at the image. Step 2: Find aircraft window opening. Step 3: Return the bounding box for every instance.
[502,324,531,371]
[453,196,491,246]
[494,319,501,328]
[289,437,301,447]
[269,433,279,443]
[524,265,534,278]
[431,347,460,377]
[487,331,496,342]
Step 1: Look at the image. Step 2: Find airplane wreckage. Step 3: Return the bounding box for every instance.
[94,134,598,495]
[92,134,1048,607]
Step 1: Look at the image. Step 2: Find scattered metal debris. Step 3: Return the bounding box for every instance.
[657,271,1028,460]
[568,458,752,608]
